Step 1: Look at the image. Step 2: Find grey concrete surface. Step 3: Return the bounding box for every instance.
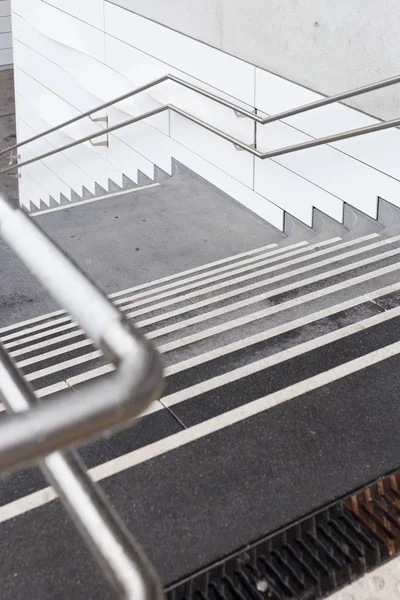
[109,0,400,121]
[0,164,282,328]
[0,68,17,203]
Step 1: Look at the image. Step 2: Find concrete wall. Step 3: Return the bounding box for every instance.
[10,0,400,231]
[110,0,400,122]
[0,0,12,67]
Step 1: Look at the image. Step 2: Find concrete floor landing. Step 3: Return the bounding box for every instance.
[0,163,282,327]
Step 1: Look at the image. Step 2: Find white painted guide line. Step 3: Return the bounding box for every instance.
[113,236,348,311]
[5,270,400,405]
[162,303,400,407]
[127,235,398,327]
[1,234,382,352]
[0,242,309,343]
[144,246,400,341]
[166,281,400,376]
[2,241,322,348]
[9,236,363,363]
[30,183,160,216]
[13,255,400,385]
[158,261,400,354]
[1,339,400,524]
[111,237,342,307]
[0,241,284,335]
[13,278,400,403]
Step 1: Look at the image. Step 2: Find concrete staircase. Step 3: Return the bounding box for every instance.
[1,228,400,597]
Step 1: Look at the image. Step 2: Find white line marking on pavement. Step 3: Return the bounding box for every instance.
[0,242,284,335]
[15,258,400,389]
[2,234,382,353]
[1,338,400,524]
[163,304,400,406]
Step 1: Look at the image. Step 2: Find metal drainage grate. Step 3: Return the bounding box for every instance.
[168,472,400,600]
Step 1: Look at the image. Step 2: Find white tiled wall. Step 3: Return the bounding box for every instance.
[10,0,400,230]
[0,0,12,66]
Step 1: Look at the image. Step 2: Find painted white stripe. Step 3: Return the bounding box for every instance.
[144,246,400,340]
[30,279,400,396]
[14,250,400,385]
[122,236,384,317]
[14,278,400,397]
[164,296,376,376]
[24,351,102,383]
[0,381,70,414]
[112,237,343,308]
[21,292,365,373]
[163,304,400,407]
[5,242,325,354]
[30,183,160,216]
[17,253,400,394]
[159,261,400,354]
[67,364,115,387]
[368,281,400,299]
[10,330,86,358]
[16,339,94,369]
[0,242,308,344]
[0,241,282,335]
[1,317,73,344]
[13,255,399,373]
[1,339,400,524]
[36,381,70,398]
[4,234,383,353]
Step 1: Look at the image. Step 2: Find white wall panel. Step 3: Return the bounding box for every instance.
[43,0,105,31]
[19,171,51,209]
[170,111,254,189]
[13,42,124,190]
[105,35,255,142]
[16,87,98,199]
[17,119,72,203]
[256,68,400,184]
[110,0,221,48]
[110,109,172,176]
[107,134,154,184]
[104,2,255,107]
[110,0,400,122]
[13,0,105,62]
[256,121,400,218]
[254,159,341,227]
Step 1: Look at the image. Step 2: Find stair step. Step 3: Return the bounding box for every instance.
[2,232,400,598]
[1,323,400,595]
[2,234,400,402]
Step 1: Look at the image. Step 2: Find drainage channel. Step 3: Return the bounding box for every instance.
[167,471,400,600]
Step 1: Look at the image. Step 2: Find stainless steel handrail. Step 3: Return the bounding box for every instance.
[0,344,163,600]
[3,103,400,175]
[0,190,163,470]
[0,190,165,597]
[1,71,400,162]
